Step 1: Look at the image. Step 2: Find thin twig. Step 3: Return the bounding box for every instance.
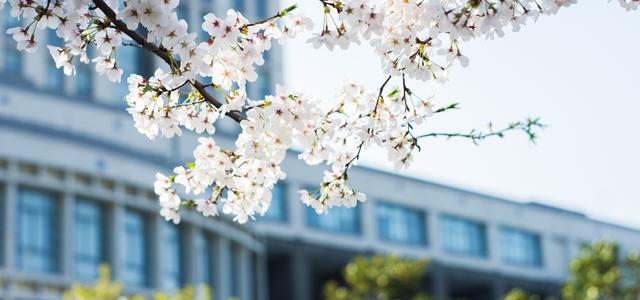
[416,118,546,145]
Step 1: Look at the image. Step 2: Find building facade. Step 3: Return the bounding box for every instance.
[0,0,279,299]
[2,1,640,300]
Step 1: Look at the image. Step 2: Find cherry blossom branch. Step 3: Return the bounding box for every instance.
[241,4,298,29]
[416,118,546,145]
[91,0,245,123]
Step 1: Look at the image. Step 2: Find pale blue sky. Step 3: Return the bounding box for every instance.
[282,1,640,228]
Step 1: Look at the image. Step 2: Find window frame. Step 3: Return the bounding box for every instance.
[499,225,544,268]
[304,193,362,235]
[74,197,107,279]
[260,182,288,223]
[122,209,150,287]
[15,187,60,274]
[375,200,428,246]
[439,213,488,258]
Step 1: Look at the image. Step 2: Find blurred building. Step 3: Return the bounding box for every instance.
[0,0,279,300]
[2,1,640,300]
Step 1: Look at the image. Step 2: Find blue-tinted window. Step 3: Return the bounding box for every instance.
[261,183,287,222]
[376,202,426,245]
[46,31,65,91]
[74,199,105,278]
[115,47,140,103]
[75,48,93,97]
[177,2,190,24]
[500,227,543,267]
[233,0,245,14]
[250,51,271,99]
[16,188,59,273]
[199,0,211,41]
[75,62,93,97]
[255,0,268,19]
[162,222,182,291]
[123,210,148,286]
[196,232,213,285]
[440,215,487,257]
[2,9,21,74]
[306,204,360,235]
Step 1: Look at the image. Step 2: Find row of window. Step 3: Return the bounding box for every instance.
[6,186,240,291]
[263,184,543,267]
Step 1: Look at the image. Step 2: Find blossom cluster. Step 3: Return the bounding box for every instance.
[1,0,637,224]
[154,87,326,223]
[310,0,636,82]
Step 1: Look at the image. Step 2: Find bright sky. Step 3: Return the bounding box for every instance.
[282,0,640,229]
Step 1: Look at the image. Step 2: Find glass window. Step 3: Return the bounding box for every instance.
[75,61,93,97]
[196,232,213,286]
[233,0,245,14]
[74,199,105,278]
[376,202,426,245]
[16,188,59,273]
[162,222,182,291]
[75,48,93,97]
[500,226,543,267]
[250,51,271,100]
[2,9,21,74]
[255,0,268,19]
[261,183,287,222]
[440,215,487,257]
[306,204,360,235]
[114,47,140,104]
[177,1,190,24]
[199,0,211,41]
[46,30,65,91]
[123,210,148,286]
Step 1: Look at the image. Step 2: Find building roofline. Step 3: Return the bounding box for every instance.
[348,161,640,234]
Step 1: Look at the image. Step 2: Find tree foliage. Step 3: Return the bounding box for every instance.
[563,241,640,300]
[63,264,213,300]
[323,255,430,300]
[503,241,640,300]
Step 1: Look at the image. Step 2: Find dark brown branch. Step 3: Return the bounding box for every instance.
[91,0,244,123]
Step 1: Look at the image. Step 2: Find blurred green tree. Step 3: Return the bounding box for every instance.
[503,240,640,300]
[323,255,430,300]
[563,240,640,300]
[63,264,214,300]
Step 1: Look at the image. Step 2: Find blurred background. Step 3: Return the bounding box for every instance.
[0,0,639,300]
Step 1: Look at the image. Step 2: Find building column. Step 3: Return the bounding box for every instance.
[491,279,507,300]
[432,270,448,300]
[428,209,441,253]
[184,225,199,287]
[3,173,16,272]
[3,162,18,300]
[215,237,231,300]
[288,182,304,233]
[362,200,376,245]
[487,222,501,264]
[238,247,252,300]
[110,204,125,280]
[291,251,311,300]
[255,252,269,300]
[110,184,126,281]
[151,216,164,289]
[61,191,75,279]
